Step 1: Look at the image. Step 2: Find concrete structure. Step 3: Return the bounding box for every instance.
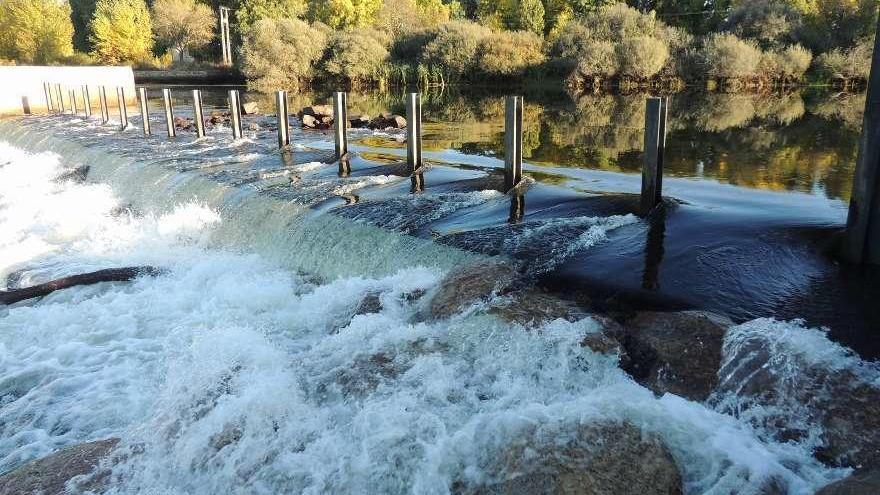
[0,66,136,116]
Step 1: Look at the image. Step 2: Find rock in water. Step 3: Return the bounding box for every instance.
[349,114,371,128]
[426,261,516,320]
[609,311,731,401]
[815,470,880,494]
[0,438,119,495]
[461,422,682,495]
[241,102,259,115]
[299,105,333,118]
[301,114,317,129]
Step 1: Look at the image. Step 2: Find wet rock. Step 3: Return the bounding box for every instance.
[462,422,682,495]
[208,111,231,125]
[815,470,880,494]
[301,114,317,129]
[54,165,90,183]
[355,291,383,316]
[368,113,407,130]
[426,261,517,320]
[489,289,589,328]
[248,122,260,131]
[0,438,119,495]
[712,326,880,468]
[608,311,732,401]
[299,105,333,119]
[581,331,624,356]
[241,102,259,115]
[173,116,194,130]
[349,114,371,128]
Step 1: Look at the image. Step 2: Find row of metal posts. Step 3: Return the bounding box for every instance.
[34,82,667,215]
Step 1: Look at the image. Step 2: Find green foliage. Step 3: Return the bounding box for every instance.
[475,30,545,76]
[152,0,216,61]
[422,20,492,80]
[758,44,812,80]
[307,0,383,29]
[0,0,74,64]
[476,0,545,34]
[813,37,873,81]
[376,0,450,38]
[90,0,154,64]
[700,33,763,79]
[322,29,390,86]
[725,0,802,49]
[615,36,669,79]
[240,17,327,91]
[70,0,98,52]
[236,0,307,34]
[570,41,617,77]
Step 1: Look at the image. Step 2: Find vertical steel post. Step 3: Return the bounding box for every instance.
[99,86,109,123]
[228,89,242,139]
[504,96,523,192]
[69,89,78,116]
[163,89,176,138]
[276,90,289,149]
[193,89,205,138]
[82,86,92,118]
[844,16,880,263]
[44,83,54,113]
[21,96,31,115]
[117,86,128,130]
[56,84,64,113]
[640,97,667,215]
[219,7,232,66]
[138,87,151,135]
[333,91,348,159]
[405,92,422,174]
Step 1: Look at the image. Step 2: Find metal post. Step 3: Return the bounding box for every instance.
[82,86,92,118]
[504,96,523,192]
[138,87,151,135]
[44,83,54,113]
[117,86,128,130]
[276,90,289,149]
[228,89,242,139]
[845,16,880,263]
[99,86,109,123]
[640,97,667,215]
[193,89,205,138]
[56,84,65,113]
[405,92,422,174]
[219,7,232,66]
[163,89,176,138]
[21,96,31,115]
[333,91,348,159]
[69,89,78,116]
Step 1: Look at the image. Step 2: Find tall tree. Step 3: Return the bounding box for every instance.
[90,0,154,63]
[307,0,383,29]
[153,0,216,61]
[0,0,75,63]
[236,0,306,34]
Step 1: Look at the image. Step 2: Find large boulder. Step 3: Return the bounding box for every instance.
[368,113,407,130]
[815,471,880,494]
[0,438,119,495]
[489,289,589,328]
[299,105,333,119]
[241,102,259,115]
[608,311,732,401]
[426,261,517,320]
[712,323,880,468]
[349,114,371,128]
[301,114,318,129]
[461,422,682,495]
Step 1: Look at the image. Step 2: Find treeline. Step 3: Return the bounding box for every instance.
[0,0,876,91]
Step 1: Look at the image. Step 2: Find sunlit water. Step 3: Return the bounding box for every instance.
[0,88,875,493]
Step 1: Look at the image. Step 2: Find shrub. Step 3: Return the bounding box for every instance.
[236,0,307,35]
[241,18,327,92]
[376,0,449,38]
[422,20,491,80]
[724,0,801,49]
[615,36,669,79]
[322,29,389,86]
[0,0,74,64]
[776,44,812,79]
[307,0,383,29]
[90,0,154,64]
[814,37,872,81]
[701,33,762,80]
[475,30,545,77]
[572,41,617,77]
[152,0,216,62]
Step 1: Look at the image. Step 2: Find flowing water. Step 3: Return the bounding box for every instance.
[0,86,876,494]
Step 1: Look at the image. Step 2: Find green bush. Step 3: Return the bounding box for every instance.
[475,30,545,77]
[0,0,74,64]
[90,0,154,64]
[724,0,801,49]
[322,29,389,86]
[572,40,617,77]
[236,0,307,35]
[701,33,762,80]
[615,36,669,79]
[814,37,872,81]
[422,20,491,80]
[241,18,327,92]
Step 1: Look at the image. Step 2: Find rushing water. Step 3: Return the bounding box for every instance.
[0,86,876,493]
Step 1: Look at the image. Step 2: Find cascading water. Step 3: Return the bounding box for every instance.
[0,111,872,494]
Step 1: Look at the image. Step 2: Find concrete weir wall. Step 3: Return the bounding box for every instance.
[0,66,136,116]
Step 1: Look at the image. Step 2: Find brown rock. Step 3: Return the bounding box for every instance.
[0,438,119,495]
[390,115,407,128]
[241,102,259,115]
[815,471,880,494]
[489,289,588,328]
[349,114,371,128]
[426,261,517,320]
[461,422,682,495]
[300,105,333,118]
[301,114,317,129]
[608,311,731,401]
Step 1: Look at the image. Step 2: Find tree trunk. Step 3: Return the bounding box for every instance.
[0,267,162,305]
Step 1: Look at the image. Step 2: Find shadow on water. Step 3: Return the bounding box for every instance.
[18,85,880,359]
